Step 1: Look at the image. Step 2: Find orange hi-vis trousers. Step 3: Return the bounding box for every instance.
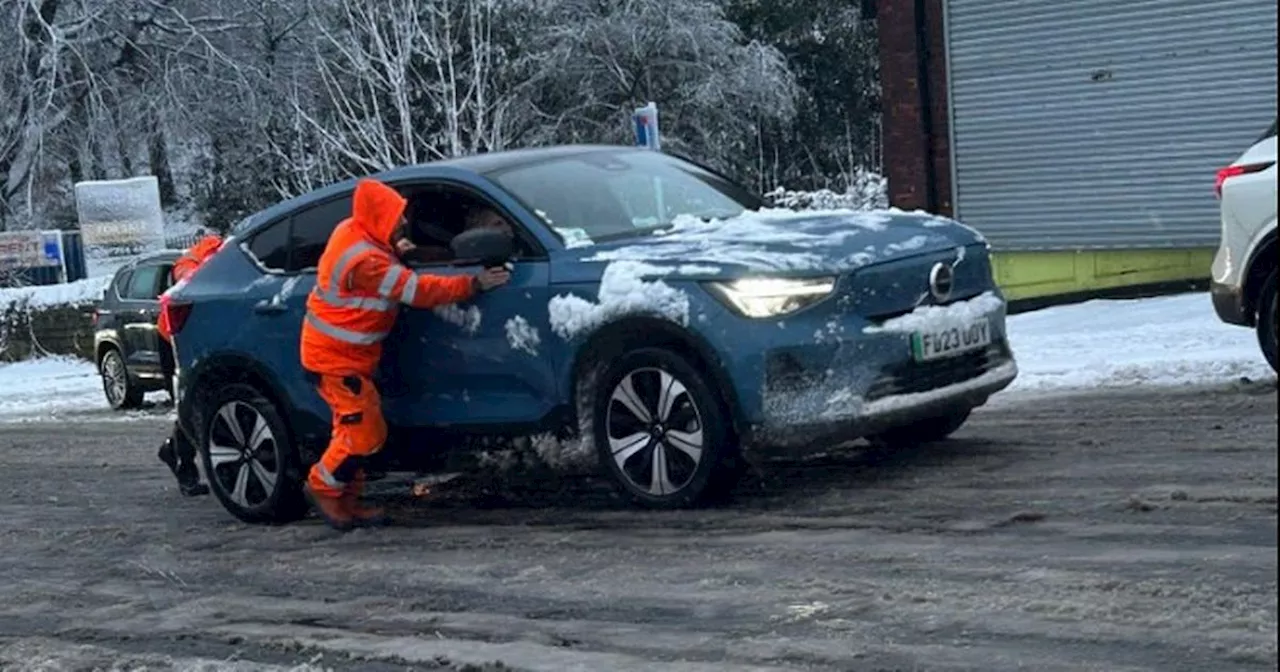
[308,374,387,497]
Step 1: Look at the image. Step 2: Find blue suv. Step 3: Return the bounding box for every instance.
[166,145,1018,523]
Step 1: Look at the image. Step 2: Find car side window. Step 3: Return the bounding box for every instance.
[401,183,541,267]
[288,196,352,272]
[247,218,291,271]
[157,263,175,293]
[123,264,165,300]
[112,270,133,299]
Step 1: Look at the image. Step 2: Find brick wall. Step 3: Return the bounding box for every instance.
[876,0,954,217]
[0,304,96,362]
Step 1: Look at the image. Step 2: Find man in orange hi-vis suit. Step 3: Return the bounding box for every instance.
[301,178,510,530]
[157,231,224,497]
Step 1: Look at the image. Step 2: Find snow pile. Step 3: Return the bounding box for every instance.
[0,277,107,313]
[864,291,1006,334]
[764,169,888,212]
[0,356,109,419]
[432,304,482,335]
[504,315,541,355]
[585,208,894,271]
[548,261,689,340]
[1006,292,1274,393]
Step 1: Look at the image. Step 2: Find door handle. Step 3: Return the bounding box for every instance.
[253,299,287,315]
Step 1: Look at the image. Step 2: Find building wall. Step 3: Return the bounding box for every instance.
[875,0,1272,300]
[877,0,954,216]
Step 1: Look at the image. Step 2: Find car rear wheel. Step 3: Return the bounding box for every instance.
[592,347,739,509]
[1257,270,1278,375]
[100,348,143,410]
[199,383,307,524]
[868,408,972,449]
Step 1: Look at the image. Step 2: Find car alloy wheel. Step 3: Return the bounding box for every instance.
[101,353,127,405]
[100,349,141,410]
[207,400,282,511]
[606,367,706,497]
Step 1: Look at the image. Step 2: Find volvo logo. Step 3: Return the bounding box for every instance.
[928,262,955,302]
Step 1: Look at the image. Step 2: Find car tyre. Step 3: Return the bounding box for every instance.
[1256,270,1278,375]
[100,347,143,410]
[199,383,307,524]
[868,408,972,449]
[592,347,739,509]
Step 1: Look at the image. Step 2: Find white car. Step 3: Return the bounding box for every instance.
[1211,118,1277,374]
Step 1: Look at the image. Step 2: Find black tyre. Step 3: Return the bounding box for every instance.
[199,383,307,524]
[1257,270,1278,375]
[868,408,972,450]
[100,348,143,410]
[592,347,739,509]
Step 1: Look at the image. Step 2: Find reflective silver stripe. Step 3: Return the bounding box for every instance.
[315,463,343,487]
[304,313,388,345]
[327,241,377,293]
[400,275,417,304]
[313,241,395,311]
[310,286,393,311]
[377,265,408,299]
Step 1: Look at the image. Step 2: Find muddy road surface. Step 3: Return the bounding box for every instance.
[0,382,1276,672]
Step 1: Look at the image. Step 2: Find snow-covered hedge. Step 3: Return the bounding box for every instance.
[0,278,105,362]
[764,170,888,212]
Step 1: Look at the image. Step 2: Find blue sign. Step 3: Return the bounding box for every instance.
[632,102,660,150]
[42,232,62,264]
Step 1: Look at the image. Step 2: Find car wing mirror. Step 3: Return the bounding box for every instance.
[450,228,514,269]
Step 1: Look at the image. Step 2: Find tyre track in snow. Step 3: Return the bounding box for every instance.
[0,380,1275,671]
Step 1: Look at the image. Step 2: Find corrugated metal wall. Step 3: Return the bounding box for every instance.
[944,0,1278,250]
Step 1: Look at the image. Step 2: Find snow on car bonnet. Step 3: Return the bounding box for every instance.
[548,260,689,340]
[863,291,1005,334]
[584,208,895,271]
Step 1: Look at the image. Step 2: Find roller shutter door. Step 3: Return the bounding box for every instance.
[944,0,1278,250]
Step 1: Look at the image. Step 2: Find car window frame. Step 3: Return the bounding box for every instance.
[121,262,167,302]
[241,193,354,276]
[239,177,552,275]
[396,178,548,269]
[111,268,134,302]
[286,194,356,273]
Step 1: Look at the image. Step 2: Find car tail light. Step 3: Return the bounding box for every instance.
[90,309,99,327]
[1214,161,1275,198]
[164,301,194,335]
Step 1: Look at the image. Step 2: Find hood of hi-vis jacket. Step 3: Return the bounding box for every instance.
[349,179,408,251]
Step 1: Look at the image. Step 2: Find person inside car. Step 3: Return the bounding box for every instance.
[300,179,510,531]
[396,206,515,263]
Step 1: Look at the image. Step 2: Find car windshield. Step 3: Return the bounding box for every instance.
[488,150,764,246]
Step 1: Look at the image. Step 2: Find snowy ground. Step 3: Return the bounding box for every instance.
[0,291,1271,423]
[0,382,1274,672]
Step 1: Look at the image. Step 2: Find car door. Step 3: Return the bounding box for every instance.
[117,261,168,376]
[378,184,559,428]
[236,196,351,421]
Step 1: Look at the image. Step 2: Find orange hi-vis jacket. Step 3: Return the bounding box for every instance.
[300,179,478,378]
[158,233,223,342]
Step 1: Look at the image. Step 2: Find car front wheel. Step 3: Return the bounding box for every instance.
[592,347,739,509]
[100,348,143,410]
[199,383,307,524]
[1256,270,1277,374]
[868,408,972,450]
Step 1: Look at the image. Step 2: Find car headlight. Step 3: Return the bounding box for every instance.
[704,277,837,318]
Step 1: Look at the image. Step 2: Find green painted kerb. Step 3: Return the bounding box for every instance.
[989,248,1215,301]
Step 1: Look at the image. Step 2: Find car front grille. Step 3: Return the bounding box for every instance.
[865,341,1011,401]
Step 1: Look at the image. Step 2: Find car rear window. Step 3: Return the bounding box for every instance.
[1261,118,1277,142]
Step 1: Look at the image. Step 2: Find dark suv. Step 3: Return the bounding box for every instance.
[93,250,181,409]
